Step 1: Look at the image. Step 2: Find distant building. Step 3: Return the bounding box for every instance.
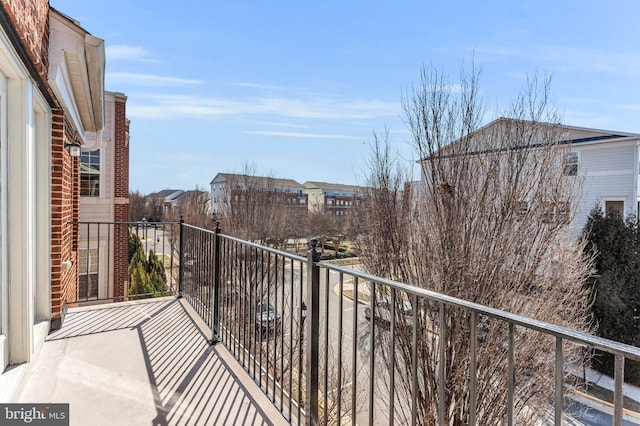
[78,91,130,302]
[146,189,185,220]
[418,117,640,235]
[177,190,211,211]
[210,173,307,215]
[303,181,365,217]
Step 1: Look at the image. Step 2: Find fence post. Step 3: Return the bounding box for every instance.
[211,221,221,344]
[305,237,320,426]
[178,215,184,298]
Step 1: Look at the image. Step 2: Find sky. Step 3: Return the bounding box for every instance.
[51,1,640,195]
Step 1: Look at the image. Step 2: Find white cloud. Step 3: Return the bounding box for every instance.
[106,45,158,62]
[478,44,640,76]
[127,94,400,120]
[245,130,362,140]
[106,72,203,87]
[231,82,285,91]
[620,104,640,111]
[255,121,310,129]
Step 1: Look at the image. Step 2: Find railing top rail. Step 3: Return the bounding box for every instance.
[181,223,218,233]
[70,221,180,226]
[219,233,308,263]
[320,261,640,360]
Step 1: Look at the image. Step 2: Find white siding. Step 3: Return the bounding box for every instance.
[572,142,637,233]
[79,92,116,223]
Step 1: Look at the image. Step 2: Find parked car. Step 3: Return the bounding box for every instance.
[255,303,281,331]
[364,300,414,327]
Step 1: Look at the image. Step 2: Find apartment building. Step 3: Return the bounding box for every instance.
[78,92,130,302]
[303,181,365,217]
[210,173,307,215]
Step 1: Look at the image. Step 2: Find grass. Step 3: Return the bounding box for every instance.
[157,253,173,268]
[152,253,179,280]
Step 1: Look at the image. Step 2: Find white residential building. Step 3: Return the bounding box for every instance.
[419,118,640,235]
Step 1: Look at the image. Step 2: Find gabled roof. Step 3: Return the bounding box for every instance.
[210,173,303,189]
[303,181,365,193]
[147,189,184,201]
[419,117,640,162]
[173,190,209,203]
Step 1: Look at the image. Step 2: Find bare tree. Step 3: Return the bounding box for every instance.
[175,186,213,229]
[357,65,594,424]
[306,211,333,254]
[219,164,301,249]
[129,190,147,222]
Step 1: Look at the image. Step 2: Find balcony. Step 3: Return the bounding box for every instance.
[17,297,287,426]
[12,221,640,425]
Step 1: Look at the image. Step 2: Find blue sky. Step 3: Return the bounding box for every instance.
[51,1,640,195]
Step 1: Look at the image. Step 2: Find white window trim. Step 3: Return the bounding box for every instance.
[563,151,579,176]
[602,197,626,216]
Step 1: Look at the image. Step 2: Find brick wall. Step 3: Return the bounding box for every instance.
[1,0,49,77]
[113,93,129,300]
[50,110,80,328]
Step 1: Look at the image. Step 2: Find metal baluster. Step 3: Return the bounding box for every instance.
[469,311,477,426]
[306,239,320,426]
[508,323,515,426]
[555,336,563,425]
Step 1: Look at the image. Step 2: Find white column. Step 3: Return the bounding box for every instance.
[0,70,7,371]
[34,104,51,322]
[7,77,35,364]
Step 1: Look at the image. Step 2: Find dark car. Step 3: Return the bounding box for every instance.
[255,303,281,331]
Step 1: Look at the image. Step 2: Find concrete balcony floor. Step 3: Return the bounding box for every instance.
[15,297,288,426]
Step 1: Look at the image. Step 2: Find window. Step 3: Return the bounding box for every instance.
[516,201,529,220]
[80,149,100,196]
[540,202,555,224]
[563,152,579,176]
[540,201,570,224]
[556,201,570,224]
[78,248,98,300]
[605,200,624,217]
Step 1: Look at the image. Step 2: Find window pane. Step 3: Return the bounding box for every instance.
[605,201,624,217]
[78,248,98,273]
[563,152,578,176]
[80,149,100,197]
[79,273,98,300]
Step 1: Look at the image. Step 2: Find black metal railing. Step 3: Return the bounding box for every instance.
[181,223,640,426]
[75,219,640,425]
[69,221,180,304]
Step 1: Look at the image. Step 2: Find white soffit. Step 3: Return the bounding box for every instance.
[48,10,105,141]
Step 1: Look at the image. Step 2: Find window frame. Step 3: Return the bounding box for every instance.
[78,248,99,301]
[563,151,579,176]
[604,199,625,218]
[80,149,101,197]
